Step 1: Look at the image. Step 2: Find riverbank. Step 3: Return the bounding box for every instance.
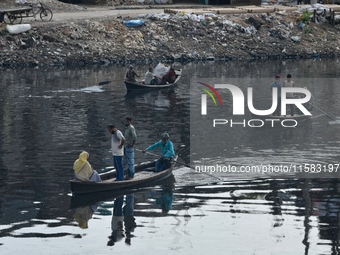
[0,1,340,68]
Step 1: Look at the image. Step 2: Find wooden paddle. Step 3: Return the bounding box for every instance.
[98,79,125,85]
[135,148,223,181]
[98,81,112,85]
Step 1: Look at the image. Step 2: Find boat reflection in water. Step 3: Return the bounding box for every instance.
[70,175,176,246]
[69,175,340,253]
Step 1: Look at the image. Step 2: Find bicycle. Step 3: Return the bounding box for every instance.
[3,1,53,24]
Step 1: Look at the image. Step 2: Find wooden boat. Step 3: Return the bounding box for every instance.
[70,175,176,209]
[69,157,177,195]
[124,69,182,92]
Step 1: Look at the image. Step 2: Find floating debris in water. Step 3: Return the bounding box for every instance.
[328,117,340,125]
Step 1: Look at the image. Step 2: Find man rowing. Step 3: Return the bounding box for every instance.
[142,132,175,172]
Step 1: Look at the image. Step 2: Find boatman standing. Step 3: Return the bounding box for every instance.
[108,124,125,181]
[271,74,282,116]
[143,132,175,172]
[124,117,137,179]
[283,74,295,116]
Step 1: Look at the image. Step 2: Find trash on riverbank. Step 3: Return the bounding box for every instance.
[0,2,340,68]
[6,24,31,34]
[122,19,145,27]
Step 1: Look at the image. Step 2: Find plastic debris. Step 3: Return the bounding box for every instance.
[6,24,31,34]
[291,36,301,42]
[122,20,145,28]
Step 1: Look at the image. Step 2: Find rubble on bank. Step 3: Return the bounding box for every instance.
[1,0,86,11]
[0,1,340,68]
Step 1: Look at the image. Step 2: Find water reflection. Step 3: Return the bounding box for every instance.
[108,194,136,246]
[177,178,340,254]
[73,203,98,229]
[70,177,176,247]
[149,177,175,215]
[1,59,340,254]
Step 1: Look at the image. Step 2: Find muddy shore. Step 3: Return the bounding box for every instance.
[0,1,340,68]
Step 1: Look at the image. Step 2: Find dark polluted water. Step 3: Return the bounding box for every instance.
[0,58,340,254]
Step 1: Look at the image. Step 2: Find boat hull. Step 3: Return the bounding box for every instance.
[70,174,175,209]
[69,160,176,194]
[125,69,182,92]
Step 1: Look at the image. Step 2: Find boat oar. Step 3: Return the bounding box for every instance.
[98,81,112,85]
[135,148,223,181]
[136,148,189,166]
[98,79,125,85]
[135,148,171,161]
[308,102,336,121]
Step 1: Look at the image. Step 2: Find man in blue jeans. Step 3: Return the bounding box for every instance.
[108,124,125,181]
[271,74,282,116]
[124,117,137,179]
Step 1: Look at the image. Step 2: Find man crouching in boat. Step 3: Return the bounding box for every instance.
[143,132,175,172]
[73,151,102,182]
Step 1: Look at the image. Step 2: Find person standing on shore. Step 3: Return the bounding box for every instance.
[108,124,125,181]
[124,117,137,179]
[283,74,295,116]
[271,74,282,116]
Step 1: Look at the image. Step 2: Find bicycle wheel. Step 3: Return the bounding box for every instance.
[40,8,53,22]
[4,13,23,24]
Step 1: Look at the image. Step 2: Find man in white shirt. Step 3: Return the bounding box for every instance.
[144,67,155,85]
[107,124,125,181]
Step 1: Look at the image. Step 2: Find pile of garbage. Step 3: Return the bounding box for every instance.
[296,3,340,24]
[92,0,173,5]
[0,2,340,68]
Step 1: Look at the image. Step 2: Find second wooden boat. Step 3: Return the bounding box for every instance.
[124,69,182,92]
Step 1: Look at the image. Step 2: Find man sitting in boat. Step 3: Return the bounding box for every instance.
[142,132,175,172]
[144,67,160,85]
[168,68,176,83]
[160,68,176,85]
[125,65,139,82]
[73,151,102,182]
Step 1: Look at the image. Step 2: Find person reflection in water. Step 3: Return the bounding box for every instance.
[108,194,136,246]
[150,179,175,215]
[155,186,174,214]
[73,151,102,182]
[123,194,136,245]
[74,203,99,229]
[312,183,340,252]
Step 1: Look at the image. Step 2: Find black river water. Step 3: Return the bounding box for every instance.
[1,59,340,255]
